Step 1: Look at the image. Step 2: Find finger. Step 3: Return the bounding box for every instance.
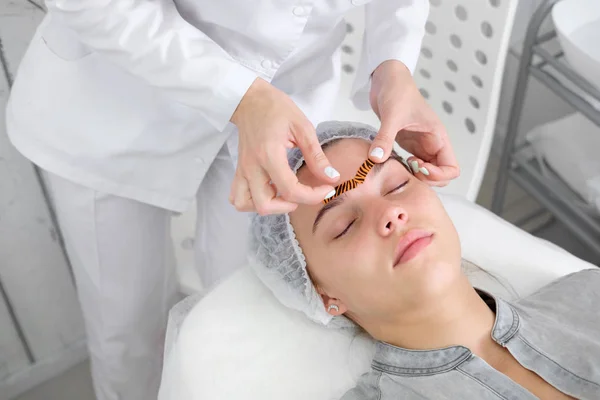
[293,121,340,184]
[230,173,256,212]
[432,131,460,181]
[237,201,256,213]
[406,157,452,187]
[424,158,459,184]
[264,147,335,205]
[406,156,431,182]
[406,156,438,181]
[261,199,299,215]
[370,117,401,163]
[404,123,459,181]
[398,128,444,158]
[247,166,300,215]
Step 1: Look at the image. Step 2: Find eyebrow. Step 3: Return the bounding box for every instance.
[312,157,398,234]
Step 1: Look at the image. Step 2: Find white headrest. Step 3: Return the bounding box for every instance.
[159,194,593,400]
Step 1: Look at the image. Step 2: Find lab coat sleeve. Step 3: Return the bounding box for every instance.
[351,0,429,110]
[45,0,259,131]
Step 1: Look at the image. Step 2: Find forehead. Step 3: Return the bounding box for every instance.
[296,139,372,186]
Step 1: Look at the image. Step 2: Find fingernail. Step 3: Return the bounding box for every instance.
[324,166,340,179]
[419,167,430,176]
[410,161,419,173]
[325,189,336,200]
[370,147,384,159]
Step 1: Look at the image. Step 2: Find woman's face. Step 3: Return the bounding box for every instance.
[290,139,462,324]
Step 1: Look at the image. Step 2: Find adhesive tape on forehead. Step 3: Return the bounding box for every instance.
[323,159,374,204]
[322,155,414,205]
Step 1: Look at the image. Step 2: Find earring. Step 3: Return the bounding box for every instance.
[328,304,339,313]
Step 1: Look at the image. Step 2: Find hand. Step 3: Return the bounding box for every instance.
[368,61,460,187]
[229,78,340,215]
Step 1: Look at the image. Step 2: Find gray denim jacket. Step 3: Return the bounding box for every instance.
[341,269,600,399]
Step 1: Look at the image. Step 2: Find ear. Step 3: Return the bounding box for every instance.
[313,279,349,316]
[319,291,349,316]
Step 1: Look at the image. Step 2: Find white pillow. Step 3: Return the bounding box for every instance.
[158,194,594,400]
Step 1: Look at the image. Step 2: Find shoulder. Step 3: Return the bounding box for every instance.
[340,371,382,400]
[340,370,430,400]
[511,269,600,381]
[514,268,600,321]
[521,268,600,303]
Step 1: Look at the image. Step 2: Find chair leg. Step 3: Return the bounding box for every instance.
[491,0,561,215]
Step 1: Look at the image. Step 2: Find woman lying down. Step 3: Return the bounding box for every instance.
[249,122,600,399]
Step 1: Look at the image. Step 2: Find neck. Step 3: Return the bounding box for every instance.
[365,275,497,354]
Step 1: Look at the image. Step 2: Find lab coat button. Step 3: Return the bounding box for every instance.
[293,6,306,16]
[351,0,363,5]
[194,157,205,164]
[261,59,272,69]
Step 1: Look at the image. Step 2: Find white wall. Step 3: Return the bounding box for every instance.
[0,1,87,399]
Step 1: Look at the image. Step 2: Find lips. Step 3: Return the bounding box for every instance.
[393,229,433,266]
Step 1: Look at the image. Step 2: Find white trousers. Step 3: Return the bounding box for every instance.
[42,144,249,400]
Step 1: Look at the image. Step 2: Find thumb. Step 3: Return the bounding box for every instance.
[296,122,340,184]
[370,119,398,163]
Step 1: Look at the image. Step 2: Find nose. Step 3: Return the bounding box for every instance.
[376,201,408,237]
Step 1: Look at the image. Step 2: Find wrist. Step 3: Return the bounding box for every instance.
[231,77,268,125]
[372,60,411,86]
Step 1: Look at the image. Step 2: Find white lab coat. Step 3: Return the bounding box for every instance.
[6,0,428,212]
[5,1,428,399]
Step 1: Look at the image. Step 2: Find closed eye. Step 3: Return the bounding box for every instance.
[334,219,355,239]
[386,180,409,195]
[333,180,409,240]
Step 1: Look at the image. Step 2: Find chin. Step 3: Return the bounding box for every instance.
[408,255,459,289]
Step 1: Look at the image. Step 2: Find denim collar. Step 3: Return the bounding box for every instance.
[371,290,521,376]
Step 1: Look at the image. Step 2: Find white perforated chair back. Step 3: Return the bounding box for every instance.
[174,0,520,295]
[332,0,519,201]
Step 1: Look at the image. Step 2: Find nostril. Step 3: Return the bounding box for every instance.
[385,222,392,229]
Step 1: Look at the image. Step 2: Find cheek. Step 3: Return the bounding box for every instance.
[411,190,454,234]
[410,187,440,213]
[427,196,461,255]
[417,194,462,265]
[322,236,387,293]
